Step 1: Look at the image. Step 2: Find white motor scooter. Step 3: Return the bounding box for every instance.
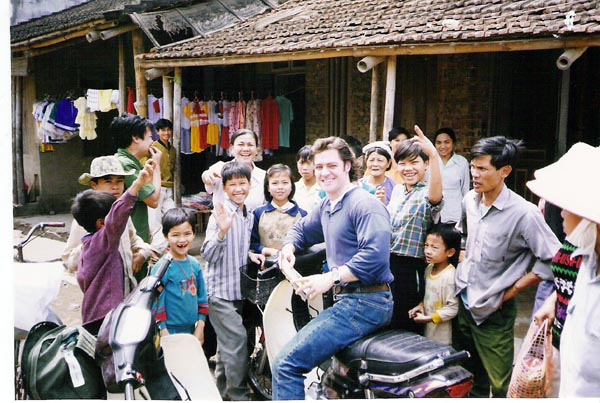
[253,246,473,399]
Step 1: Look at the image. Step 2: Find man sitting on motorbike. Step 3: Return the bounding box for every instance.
[273,136,394,400]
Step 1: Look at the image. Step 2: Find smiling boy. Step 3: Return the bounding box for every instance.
[201,161,263,401]
[387,125,443,333]
[151,208,208,343]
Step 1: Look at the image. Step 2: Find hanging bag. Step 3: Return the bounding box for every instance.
[507,319,553,398]
[21,321,107,399]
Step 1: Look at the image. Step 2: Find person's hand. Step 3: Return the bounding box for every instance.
[132,252,146,274]
[202,170,217,186]
[533,291,557,328]
[149,145,162,164]
[135,160,155,187]
[213,203,233,238]
[249,252,266,268]
[412,312,431,324]
[408,303,424,319]
[375,186,387,204]
[278,244,296,270]
[194,321,205,346]
[202,163,223,186]
[262,247,279,257]
[294,272,334,300]
[412,125,437,158]
[159,328,170,337]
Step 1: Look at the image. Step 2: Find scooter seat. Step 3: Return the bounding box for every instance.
[336,329,457,376]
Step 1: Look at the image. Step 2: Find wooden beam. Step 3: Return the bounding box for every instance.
[172,67,182,206]
[132,30,148,118]
[22,37,86,58]
[137,36,600,69]
[11,20,117,52]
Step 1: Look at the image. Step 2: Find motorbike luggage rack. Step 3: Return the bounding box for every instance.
[358,350,470,385]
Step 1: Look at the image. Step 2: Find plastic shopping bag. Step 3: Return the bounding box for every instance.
[507,319,553,398]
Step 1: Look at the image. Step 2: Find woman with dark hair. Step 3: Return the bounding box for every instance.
[201,128,266,211]
[434,127,470,224]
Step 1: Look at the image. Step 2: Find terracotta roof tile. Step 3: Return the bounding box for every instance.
[10,0,196,44]
[140,0,600,61]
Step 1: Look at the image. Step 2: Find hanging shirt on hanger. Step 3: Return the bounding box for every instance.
[185,100,203,153]
[180,97,192,154]
[261,96,280,151]
[219,99,231,151]
[198,101,209,150]
[127,87,136,114]
[207,99,220,146]
[148,94,162,123]
[276,95,293,148]
[54,99,80,132]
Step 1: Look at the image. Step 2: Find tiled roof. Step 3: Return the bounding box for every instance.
[10,0,196,44]
[140,0,600,61]
[11,0,127,43]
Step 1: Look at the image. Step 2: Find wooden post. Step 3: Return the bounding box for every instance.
[557,68,570,157]
[132,30,148,118]
[12,76,27,205]
[173,67,182,206]
[162,75,173,120]
[369,63,380,143]
[118,36,126,114]
[383,55,397,140]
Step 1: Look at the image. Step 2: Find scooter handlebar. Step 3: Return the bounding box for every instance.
[41,222,66,228]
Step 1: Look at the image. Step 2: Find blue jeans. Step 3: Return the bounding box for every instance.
[272,291,393,400]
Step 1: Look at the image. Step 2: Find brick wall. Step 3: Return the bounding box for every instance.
[433,54,492,155]
[305,60,330,144]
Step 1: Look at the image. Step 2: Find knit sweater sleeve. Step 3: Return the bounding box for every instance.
[151,256,170,329]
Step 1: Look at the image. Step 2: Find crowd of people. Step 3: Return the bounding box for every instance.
[62,112,600,399]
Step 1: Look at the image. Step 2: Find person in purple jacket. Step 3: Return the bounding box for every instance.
[72,159,155,336]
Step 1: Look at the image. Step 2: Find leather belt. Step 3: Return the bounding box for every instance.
[334,283,390,295]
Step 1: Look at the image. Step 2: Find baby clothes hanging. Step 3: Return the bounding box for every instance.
[74,96,98,140]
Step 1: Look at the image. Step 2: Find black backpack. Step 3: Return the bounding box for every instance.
[21,321,107,399]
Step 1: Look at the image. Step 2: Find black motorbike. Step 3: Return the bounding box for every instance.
[243,245,474,399]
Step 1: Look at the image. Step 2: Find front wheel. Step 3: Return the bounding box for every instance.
[248,346,272,400]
